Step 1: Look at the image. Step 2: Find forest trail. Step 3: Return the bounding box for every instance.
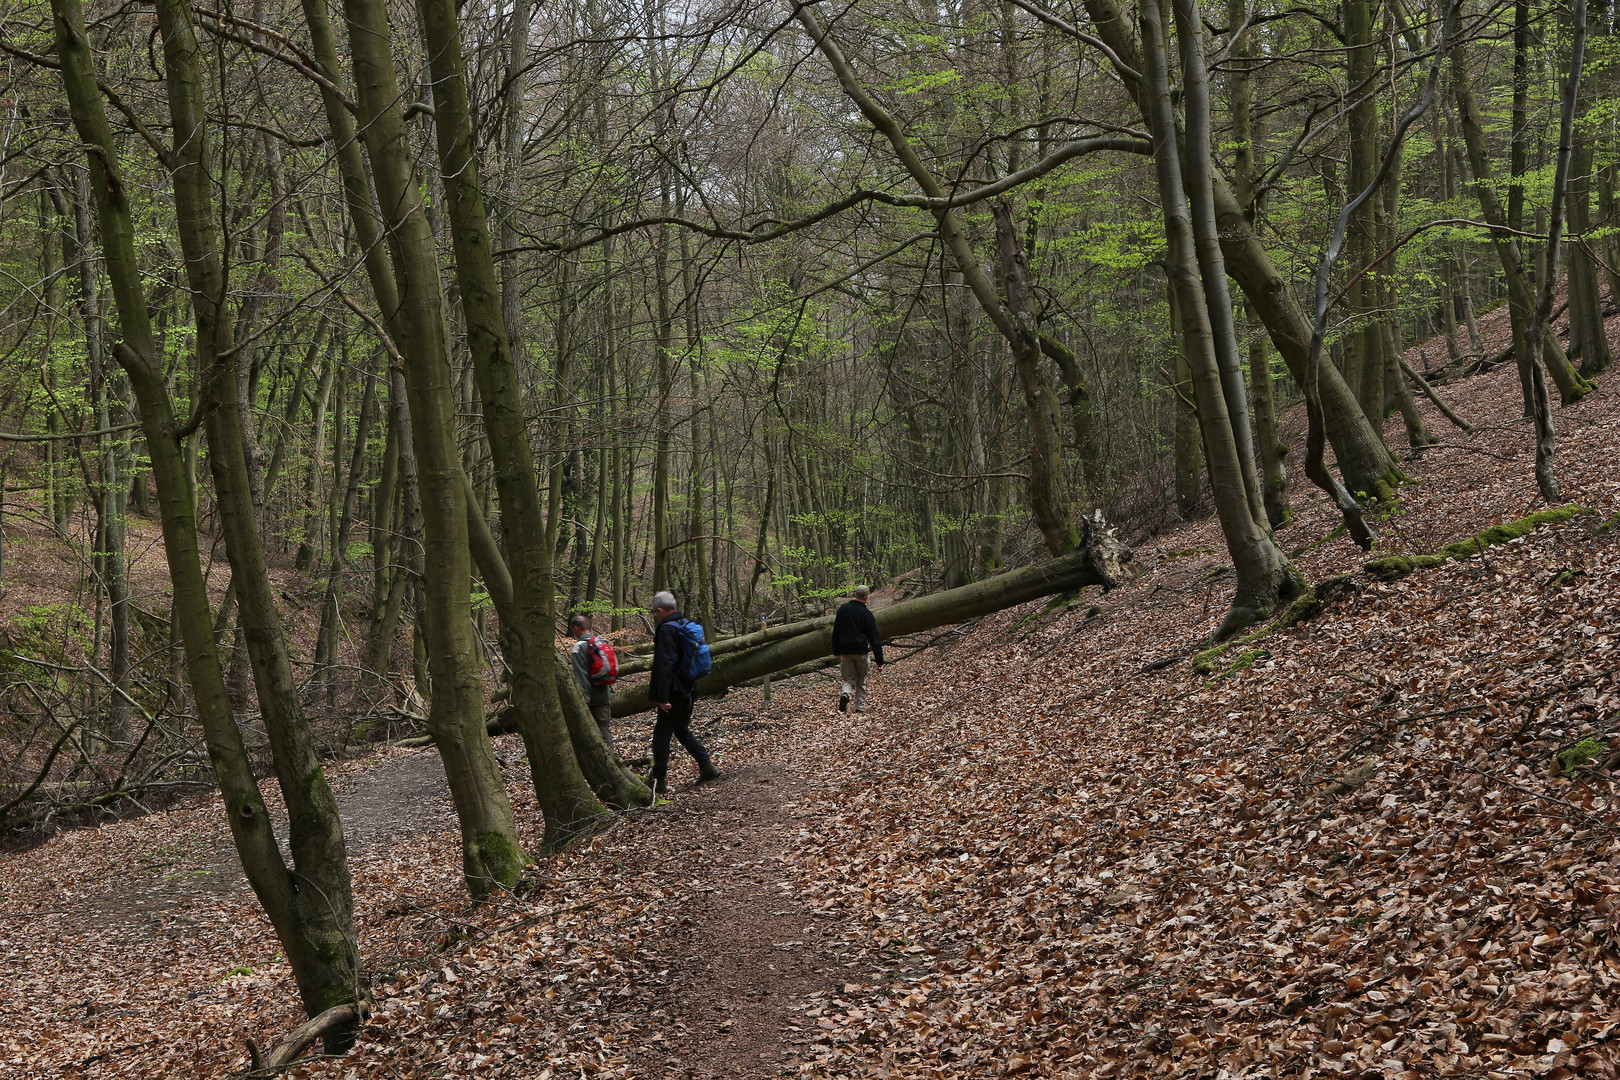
[2,353,1618,1079]
[51,748,466,940]
[613,763,851,1080]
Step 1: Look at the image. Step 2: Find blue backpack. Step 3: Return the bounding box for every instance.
[672,618,712,683]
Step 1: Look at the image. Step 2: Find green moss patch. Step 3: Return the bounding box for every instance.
[1191,577,1334,675]
[1363,506,1595,581]
[1556,737,1608,776]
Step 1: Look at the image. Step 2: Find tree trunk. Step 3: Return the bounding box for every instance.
[1566,137,1611,376]
[1168,283,1202,518]
[70,174,132,743]
[415,0,637,833]
[54,0,359,1044]
[1225,4,1289,527]
[1247,310,1291,527]
[462,483,649,809]
[1147,0,1300,637]
[1078,0,1403,503]
[363,370,408,697]
[295,352,335,573]
[1450,39,1594,407]
[1343,0,1384,421]
[651,220,674,593]
[315,368,378,687]
[328,0,529,892]
[260,324,321,506]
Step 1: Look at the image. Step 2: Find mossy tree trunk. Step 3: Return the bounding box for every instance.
[414,0,636,833]
[53,0,359,1044]
[324,0,529,891]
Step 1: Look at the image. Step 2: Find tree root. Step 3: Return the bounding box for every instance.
[1192,574,1357,675]
[246,1001,368,1075]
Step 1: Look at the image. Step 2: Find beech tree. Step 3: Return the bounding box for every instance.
[2,0,1611,988]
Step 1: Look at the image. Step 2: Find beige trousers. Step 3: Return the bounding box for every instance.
[839,654,870,711]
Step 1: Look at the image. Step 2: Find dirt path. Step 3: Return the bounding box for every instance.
[68,748,464,936]
[612,762,850,1079]
[39,724,854,1075]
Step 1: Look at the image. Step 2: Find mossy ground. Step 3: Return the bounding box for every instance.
[1364,505,1595,580]
[1556,737,1608,775]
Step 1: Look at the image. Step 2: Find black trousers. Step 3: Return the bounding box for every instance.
[650,688,712,779]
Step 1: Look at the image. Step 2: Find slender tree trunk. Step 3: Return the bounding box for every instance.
[329,0,529,891]
[1080,0,1404,502]
[1523,0,1592,500]
[651,222,674,593]
[1343,0,1384,420]
[1451,40,1594,407]
[1170,284,1202,518]
[69,174,132,742]
[54,0,359,1043]
[1226,0,1289,527]
[1144,0,1300,636]
[1374,115,1433,453]
[1248,310,1291,527]
[261,324,321,506]
[414,0,641,824]
[315,368,378,688]
[296,351,335,572]
[1567,138,1611,375]
[1599,165,1620,309]
[363,371,406,696]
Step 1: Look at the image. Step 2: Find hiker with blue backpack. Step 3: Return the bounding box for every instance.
[646,590,721,793]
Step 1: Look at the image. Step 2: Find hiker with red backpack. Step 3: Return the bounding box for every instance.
[569,614,619,748]
[646,590,721,794]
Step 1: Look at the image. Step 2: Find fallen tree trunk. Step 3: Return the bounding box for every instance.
[612,511,1129,716]
[616,616,828,676]
[730,621,987,687]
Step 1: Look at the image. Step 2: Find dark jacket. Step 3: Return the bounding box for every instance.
[649,610,692,705]
[832,599,883,663]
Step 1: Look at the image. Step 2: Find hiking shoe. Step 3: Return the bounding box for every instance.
[645,773,668,795]
[697,763,722,784]
[838,691,850,712]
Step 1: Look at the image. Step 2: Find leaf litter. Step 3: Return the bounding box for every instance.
[1,355,1617,1078]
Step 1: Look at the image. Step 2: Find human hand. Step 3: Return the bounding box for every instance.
[658,702,672,712]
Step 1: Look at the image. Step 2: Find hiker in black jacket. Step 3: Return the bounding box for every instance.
[647,590,720,794]
[832,585,884,713]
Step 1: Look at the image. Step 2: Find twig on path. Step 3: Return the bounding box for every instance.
[1421,443,1519,462]
[1451,762,1604,822]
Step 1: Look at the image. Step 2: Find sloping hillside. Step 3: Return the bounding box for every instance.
[1,351,1615,1079]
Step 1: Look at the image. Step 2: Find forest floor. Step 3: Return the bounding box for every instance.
[3,315,1619,1079]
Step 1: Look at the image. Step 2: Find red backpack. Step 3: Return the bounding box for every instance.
[583,634,619,686]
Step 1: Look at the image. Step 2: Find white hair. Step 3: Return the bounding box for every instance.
[854,585,870,600]
[651,590,677,611]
